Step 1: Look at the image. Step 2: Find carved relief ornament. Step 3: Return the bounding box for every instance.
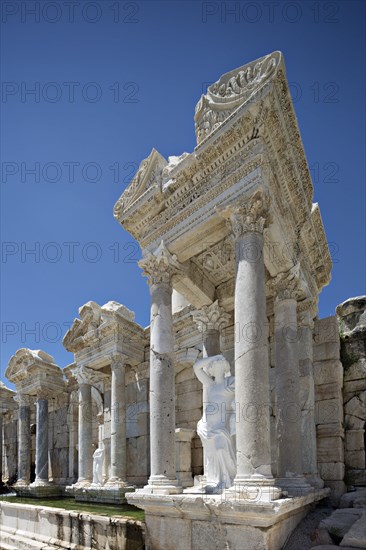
[218,189,271,237]
[138,240,185,286]
[191,300,231,333]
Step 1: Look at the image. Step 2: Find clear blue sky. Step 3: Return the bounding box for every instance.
[1,0,365,385]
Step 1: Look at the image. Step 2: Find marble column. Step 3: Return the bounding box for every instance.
[221,190,280,500]
[33,393,49,484]
[272,266,309,494]
[138,241,183,494]
[73,367,94,485]
[298,302,324,488]
[191,300,230,358]
[108,355,127,484]
[15,394,32,485]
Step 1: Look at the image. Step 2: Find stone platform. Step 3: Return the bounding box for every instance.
[128,488,330,550]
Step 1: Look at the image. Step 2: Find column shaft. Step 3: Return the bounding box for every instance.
[109,360,126,482]
[235,231,273,480]
[78,383,93,483]
[35,398,49,483]
[203,329,220,357]
[18,402,31,484]
[274,298,305,483]
[149,281,176,481]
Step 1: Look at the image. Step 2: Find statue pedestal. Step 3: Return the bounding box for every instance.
[127,488,330,550]
[66,483,135,504]
[14,482,62,498]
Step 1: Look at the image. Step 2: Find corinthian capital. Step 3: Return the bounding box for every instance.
[218,189,271,238]
[14,393,34,407]
[191,300,231,332]
[110,354,127,372]
[72,365,108,386]
[138,240,185,286]
[269,263,304,301]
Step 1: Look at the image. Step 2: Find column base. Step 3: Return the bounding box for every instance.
[137,475,182,495]
[304,473,325,489]
[183,475,228,495]
[66,481,135,504]
[227,476,282,502]
[275,476,312,497]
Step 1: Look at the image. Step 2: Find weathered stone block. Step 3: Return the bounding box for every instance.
[176,408,202,425]
[177,390,201,411]
[314,342,340,362]
[314,317,339,345]
[145,516,191,550]
[344,360,366,382]
[315,382,343,401]
[343,379,366,396]
[345,429,364,451]
[345,450,365,469]
[345,414,364,430]
[344,394,366,418]
[137,412,149,436]
[317,423,344,438]
[313,360,343,386]
[318,462,345,481]
[317,437,344,463]
[316,399,343,425]
[126,383,137,404]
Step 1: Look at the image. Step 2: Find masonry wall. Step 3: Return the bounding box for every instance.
[313,316,346,503]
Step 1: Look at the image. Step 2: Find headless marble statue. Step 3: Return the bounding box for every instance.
[92,447,104,485]
[193,355,236,493]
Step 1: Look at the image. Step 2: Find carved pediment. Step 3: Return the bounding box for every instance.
[5,348,56,381]
[63,300,137,352]
[195,51,281,145]
[114,148,167,223]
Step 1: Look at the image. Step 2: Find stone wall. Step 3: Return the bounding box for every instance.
[337,296,366,487]
[126,363,150,485]
[49,399,70,484]
[313,316,346,503]
[2,412,17,484]
[0,501,144,550]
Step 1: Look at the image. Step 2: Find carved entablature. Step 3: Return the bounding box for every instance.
[194,51,280,145]
[63,300,146,368]
[113,51,332,302]
[5,348,65,396]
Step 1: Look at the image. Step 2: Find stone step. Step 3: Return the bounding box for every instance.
[319,508,364,540]
[0,529,60,550]
[340,514,366,548]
